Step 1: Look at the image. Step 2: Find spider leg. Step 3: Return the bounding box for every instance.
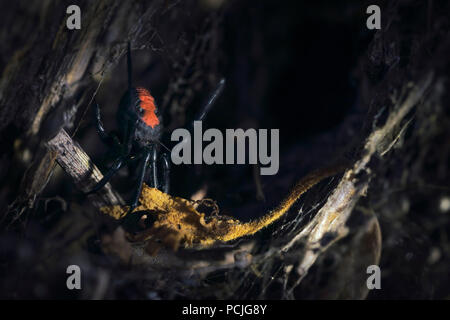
[127,41,133,89]
[128,148,152,213]
[193,78,225,124]
[149,145,159,189]
[94,101,120,147]
[85,155,128,195]
[124,118,138,154]
[169,78,225,151]
[160,152,170,194]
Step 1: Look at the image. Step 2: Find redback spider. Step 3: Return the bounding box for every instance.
[86,42,225,214]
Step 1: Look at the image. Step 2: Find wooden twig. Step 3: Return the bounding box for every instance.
[46,129,123,209]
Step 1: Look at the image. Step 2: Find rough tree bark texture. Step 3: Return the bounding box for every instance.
[0,0,449,299]
[46,129,123,208]
[1,1,154,223]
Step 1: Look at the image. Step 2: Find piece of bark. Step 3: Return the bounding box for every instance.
[46,129,123,208]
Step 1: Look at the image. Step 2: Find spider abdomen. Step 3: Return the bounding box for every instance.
[118,87,163,147]
[136,87,160,128]
[134,114,163,145]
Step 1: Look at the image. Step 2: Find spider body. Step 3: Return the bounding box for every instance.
[117,87,163,147]
[86,42,225,215]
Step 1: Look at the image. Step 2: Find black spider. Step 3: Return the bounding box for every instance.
[86,42,225,214]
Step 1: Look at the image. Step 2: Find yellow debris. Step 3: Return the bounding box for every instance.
[100,164,345,255]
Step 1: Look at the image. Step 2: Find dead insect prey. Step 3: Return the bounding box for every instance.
[100,164,345,255]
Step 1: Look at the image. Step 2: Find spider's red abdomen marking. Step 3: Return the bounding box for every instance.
[136,87,159,128]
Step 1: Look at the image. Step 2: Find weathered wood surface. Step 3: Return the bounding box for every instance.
[46,129,123,208]
[1,0,162,222]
